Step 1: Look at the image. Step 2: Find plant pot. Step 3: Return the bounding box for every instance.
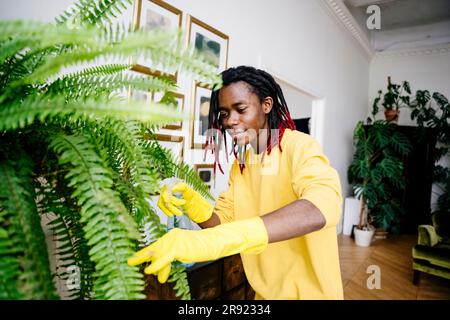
[384,109,399,123]
[374,228,389,239]
[354,227,375,247]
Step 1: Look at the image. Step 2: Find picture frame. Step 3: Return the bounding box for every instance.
[190,82,212,149]
[151,91,184,130]
[132,0,183,80]
[194,164,215,190]
[187,15,229,73]
[128,86,152,103]
[126,69,152,103]
[155,133,184,161]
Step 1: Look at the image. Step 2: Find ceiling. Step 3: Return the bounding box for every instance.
[342,0,450,52]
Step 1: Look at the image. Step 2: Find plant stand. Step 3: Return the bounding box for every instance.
[374,228,389,239]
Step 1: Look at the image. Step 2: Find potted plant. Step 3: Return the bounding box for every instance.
[372,76,412,123]
[409,89,450,213]
[348,120,411,246]
[0,0,219,300]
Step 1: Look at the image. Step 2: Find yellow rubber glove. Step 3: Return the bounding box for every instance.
[157,182,213,224]
[127,217,268,283]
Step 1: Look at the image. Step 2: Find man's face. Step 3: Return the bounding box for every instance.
[218,81,272,147]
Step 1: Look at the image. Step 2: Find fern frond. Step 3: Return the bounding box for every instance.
[0,0,225,300]
[0,20,51,42]
[167,262,191,300]
[49,133,145,299]
[139,216,167,251]
[0,39,35,66]
[0,20,102,50]
[22,28,220,86]
[56,0,133,27]
[60,63,132,78]
[0,207,22,299]
[0,18,221,89]
[139,217,190,300]
[140,139,214,201]
[0,50,44,93]
[45,72,176,100]
[173,162,215,201]
[0,157,58,299]
[112,168,160,225]
[87,119,160,222]
[129,29,221,87]
[36,179,95,299]
[0,96,184,131]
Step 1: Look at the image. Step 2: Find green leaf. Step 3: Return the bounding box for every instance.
[0,157,58,299]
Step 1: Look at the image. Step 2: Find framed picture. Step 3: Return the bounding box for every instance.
[155,134,184,161]
[187,15,229,72]
[127,70,152,103]
[191,82,212,149]
[152,92,184,130]
[194,164,215,190]
[128,87,152,103]
[132,0,183,79]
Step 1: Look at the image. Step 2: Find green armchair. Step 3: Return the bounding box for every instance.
[412,211,450,284]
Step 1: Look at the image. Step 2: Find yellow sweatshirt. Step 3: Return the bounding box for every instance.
[214,129,343,300]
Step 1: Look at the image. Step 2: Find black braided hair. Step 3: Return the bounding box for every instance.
[205,66,296,174]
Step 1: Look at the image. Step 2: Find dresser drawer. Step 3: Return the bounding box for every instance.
[188,260,221,300]
[145,274,179,300]
[223,254,246,292]
[222,283,246,300]
[145,255,253,300]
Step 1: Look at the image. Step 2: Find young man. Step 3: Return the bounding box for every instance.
[128,66,343,300]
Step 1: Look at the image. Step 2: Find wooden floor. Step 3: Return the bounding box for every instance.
[338,234,450,300]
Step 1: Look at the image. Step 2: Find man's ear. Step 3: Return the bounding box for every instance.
[263,97,273,114]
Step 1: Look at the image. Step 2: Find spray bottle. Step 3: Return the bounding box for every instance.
[159,177,195,268]
[159,177,195,232]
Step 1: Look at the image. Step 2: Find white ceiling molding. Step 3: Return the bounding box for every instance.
[318,0,375,59]
[345,0,396,8]
[374,43,450,58]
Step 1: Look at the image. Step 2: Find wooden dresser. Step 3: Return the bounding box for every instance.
[145,254,255,300]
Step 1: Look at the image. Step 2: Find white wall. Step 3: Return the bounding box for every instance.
[0,0,75,22]
[1,0,372,215]
[277,79,314,119]
[369,48,450,210]
[369,49,450,125]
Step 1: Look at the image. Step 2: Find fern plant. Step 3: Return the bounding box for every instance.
[348,120,412,233]
[0,0,220,300]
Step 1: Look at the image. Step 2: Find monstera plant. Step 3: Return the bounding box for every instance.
[409,89,450,213]
[372,76,411,123]
[0,0,220,300]
[348,120,411,235]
